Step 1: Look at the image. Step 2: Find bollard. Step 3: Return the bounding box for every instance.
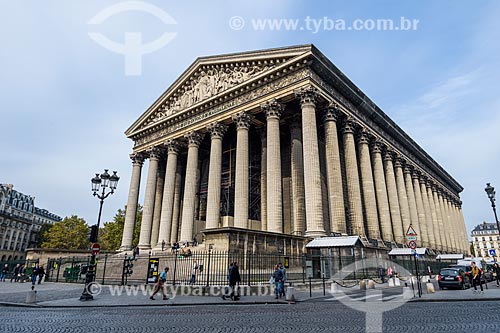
[388,278,395,287]
[426,282,435,294]
[359,280,367,290]
[367,280,376,289]
[286,286,295,301]
[394,277,401,286]
[26,289,37,304]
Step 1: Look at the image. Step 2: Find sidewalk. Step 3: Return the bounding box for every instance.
[0,281,310,308]
[2,280,499,308]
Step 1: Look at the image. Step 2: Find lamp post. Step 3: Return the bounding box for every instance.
[80,169,119,301]
[485,183,500,262]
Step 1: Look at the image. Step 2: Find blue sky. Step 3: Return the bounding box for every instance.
[1,0,499,238]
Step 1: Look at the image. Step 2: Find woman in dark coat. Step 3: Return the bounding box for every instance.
[228,261,241,300]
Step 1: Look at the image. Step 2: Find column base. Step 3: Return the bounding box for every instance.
[118,245,133,252]
[304,230,327,238]
[138,244,152,251]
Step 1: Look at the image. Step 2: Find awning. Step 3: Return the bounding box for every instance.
[306,236,360,248]
[388,248,428,256]
[436,254,464,260]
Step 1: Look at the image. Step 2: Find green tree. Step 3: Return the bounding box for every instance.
[99,205,143,251]
[40,215,89,250]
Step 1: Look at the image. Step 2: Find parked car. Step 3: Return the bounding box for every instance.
[448,264,488,287]
[438,267,471,290]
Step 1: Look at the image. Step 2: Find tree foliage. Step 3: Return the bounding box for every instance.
[99,205,142,251]
[40,215,89,250]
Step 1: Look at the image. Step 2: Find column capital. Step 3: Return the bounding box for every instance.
[148,146,163,160]
[419,175,428,185]
[411,168,421,180]
[357,128,372,145]
[207,122,228,139]
[164,139,181,154]
[341,116,358,135]
[232,111,253,130]
[371,140,385,154]
[323,102,341,122]
[295,85,318,106]
[403,164,413,175]
[130,152,146,165]
[261,99,284,120]
[383,148,395,162]
[184,131,203,147]
[394,155,405,168]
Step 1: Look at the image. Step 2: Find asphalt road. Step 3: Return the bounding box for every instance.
[2,300,499,332]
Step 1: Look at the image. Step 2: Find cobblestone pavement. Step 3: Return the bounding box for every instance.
[2,301,500,332]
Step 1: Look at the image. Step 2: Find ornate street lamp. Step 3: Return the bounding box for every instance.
[485,183,500,261]
[80,169,119,301]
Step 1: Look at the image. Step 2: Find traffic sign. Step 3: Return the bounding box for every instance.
[91,243,101,255]
[405,224,418,237]
[408,240,417,249]
[489,249,497,256]
[411,249,416,254]
[406,236,417,241]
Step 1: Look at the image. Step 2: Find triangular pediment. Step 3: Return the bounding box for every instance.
[126,45,314,137]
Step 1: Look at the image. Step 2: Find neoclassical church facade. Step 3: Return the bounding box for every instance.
[119,45,468,256]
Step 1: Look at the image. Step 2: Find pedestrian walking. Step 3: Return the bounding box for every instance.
[0,264,8,282]
[273,265,284,299]
[10,264,20,282]
[493,262,500,287]
[378,266,386,283]
[228,261,241,301]
[387,266,393,279]
[278,262,287,297]
[31,263,39,286]
[37,265,45,284]
[150,267,169,300]
[189,261,198,285]
[471,261,483,294]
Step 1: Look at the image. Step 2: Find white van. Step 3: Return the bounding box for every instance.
[457,258,483,269]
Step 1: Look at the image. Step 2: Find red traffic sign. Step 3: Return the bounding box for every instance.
[408,240,417,250]
[91,243,100,255]
[405,224,418,237]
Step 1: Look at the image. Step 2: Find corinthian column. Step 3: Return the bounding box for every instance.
[262,99,283,233]
[120,153,145,251]
[138,147,162,250]
[444,196,457,252]
[419,177,433,250]
[290,117,306,236]
[180,131,202,243]
[394,157,411,241]
[411,171,429,247]
[438,192,452,252]
[404,166,420,242]
[411,173,427,247]
[323,104,346,234]
[384,150,403,243]
[342,116,364,236]
[372,141,392,242]
[205,123,227,230]
[425,181,438,250]
[170,165,183,244]
[434,189,448,251]
[358,130,380,239]
[150,164,165,247]
[233,112,253,229]
[259,129,267,231]
[156,139,180,248]
[295,87,325,237]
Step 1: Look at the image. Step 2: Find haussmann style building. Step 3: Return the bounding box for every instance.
[118,45,469,258]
